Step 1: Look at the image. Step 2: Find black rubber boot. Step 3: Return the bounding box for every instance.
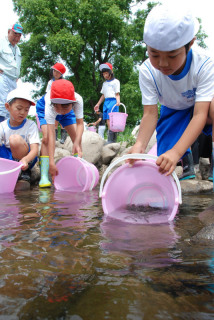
[107,130,115,144]
[179,152,196,180]
[55,129,58,141]
[60,129,67,144]
[208,155,213,182]
[113,132,117,143]
[18,168,31,183]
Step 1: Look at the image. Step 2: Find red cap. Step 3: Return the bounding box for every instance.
[50,79,76,104]
[99,62,113,71]
[51,63,66,75]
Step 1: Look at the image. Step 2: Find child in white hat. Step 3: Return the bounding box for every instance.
[45,79,84,183]
[94,62,120,143]
[129,4,214,180]
[0,88,40,183]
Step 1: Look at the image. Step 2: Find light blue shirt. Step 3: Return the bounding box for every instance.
[0,36,22,80]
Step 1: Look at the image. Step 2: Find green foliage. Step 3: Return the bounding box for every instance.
[13,0,208,127]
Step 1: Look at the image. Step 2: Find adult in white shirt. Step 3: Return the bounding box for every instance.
[0,23,23,122]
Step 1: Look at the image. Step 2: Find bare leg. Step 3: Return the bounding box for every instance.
[64,123,77,143]
[40,124,49,156]
[9,134,29,159]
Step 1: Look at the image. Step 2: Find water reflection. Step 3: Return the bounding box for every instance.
[0,193,21,242]
[100,216,181,268]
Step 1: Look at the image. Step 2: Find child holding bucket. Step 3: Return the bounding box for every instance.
[36,63,67,188]
[0,88,40,183]
[128,4,214,180]
[94,63,120,143]
[45,79,84,183]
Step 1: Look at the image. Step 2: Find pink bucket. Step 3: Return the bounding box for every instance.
[99,154,182,224]
[109,103,128,132]
[54,156,99,192]
[0,158,23,194]
[87,126,96,132]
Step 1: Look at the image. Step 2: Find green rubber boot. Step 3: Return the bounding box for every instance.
[39,156,52,188]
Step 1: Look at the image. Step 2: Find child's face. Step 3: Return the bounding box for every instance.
[53,69,62,80]
[5,99,30,126]
[147,46,187,76]
[53,103,73,115]
[102,71,111,80]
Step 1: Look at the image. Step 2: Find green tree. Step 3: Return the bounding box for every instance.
[12,0,208,126]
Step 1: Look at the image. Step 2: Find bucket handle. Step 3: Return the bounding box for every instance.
[110,103,127,114]
[99,153,182,204]
[76,157,96,191]
[0,163,23,176]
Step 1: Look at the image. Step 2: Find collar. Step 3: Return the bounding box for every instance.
[168,49,192,81]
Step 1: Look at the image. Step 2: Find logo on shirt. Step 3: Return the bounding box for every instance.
[181,88,196,99]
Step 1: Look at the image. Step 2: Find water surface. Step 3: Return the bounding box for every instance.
[0,187,214,319]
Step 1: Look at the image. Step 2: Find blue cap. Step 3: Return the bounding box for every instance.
[11,23,23,34]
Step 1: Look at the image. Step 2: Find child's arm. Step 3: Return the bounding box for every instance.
[115,93,120,106]
[47,123,58,182]
[72,118,84,157]
[128,104,159,164]
[20,143,39,170]
[94,94,105,110]
[157,101,210,175]
[88,118,102,127]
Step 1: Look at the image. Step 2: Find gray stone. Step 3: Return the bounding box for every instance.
[192,224,214,241]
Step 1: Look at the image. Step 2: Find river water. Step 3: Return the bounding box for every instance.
[0,187,214,320]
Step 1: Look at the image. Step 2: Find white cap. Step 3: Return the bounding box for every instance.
[143,4,199,51]
[6,88,35,106]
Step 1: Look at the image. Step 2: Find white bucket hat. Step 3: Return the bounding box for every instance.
[143,4,199,51]
[7,88,35,106]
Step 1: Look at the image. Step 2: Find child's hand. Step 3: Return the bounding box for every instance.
[72,143,82,158]
[20,158,29,171]
[49,163,58,183]
[156,149,180,176]
[125,142,144,166]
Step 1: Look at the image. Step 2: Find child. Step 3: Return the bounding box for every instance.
[129,4,214,180]
[36,62,66,188]
[0,88,40,183]
[87,109,106,138]
[45,79,84,183]
[94,62,120,143]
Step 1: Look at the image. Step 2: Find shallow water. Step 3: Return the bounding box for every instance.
[0,187,214,320]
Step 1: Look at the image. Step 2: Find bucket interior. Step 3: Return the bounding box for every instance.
[101,161,179,224]
[55,157,89,192]
[0,159,21,194]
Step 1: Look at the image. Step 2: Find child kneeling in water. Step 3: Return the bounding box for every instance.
[0,88,40,183]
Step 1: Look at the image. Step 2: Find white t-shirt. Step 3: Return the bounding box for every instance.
[45,90,84,125]
[0,118,40,148]
[0,37,22,80]
[46,79,53,92]
[100,78,120,98]
[139,48,214,110]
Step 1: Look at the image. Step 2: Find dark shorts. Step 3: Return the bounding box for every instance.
[36,95,47,126]
[156,105,212,159]
[103,98,119,120]
[0,144,37,168]
[56,109,76,127]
